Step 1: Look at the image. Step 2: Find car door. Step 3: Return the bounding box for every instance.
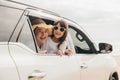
[68,25,106,80]
[0,5,24,80]
[8,14,80,80]
[0,44,20,80]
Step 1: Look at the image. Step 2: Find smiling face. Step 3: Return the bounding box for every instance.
[53,24,65,39]
[51,20,68,48]
[34,24,49,46]
[36,28,48,43]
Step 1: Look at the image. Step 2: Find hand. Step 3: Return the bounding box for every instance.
[39,50,47,54]
[57,50,63,56]
[65,49,72,56]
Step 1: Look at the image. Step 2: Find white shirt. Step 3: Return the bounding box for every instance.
[41,37,67,54]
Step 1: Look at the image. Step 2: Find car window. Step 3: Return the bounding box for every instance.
[28,16,55,53]
[0,6,23,42]
[69,26,91,53]
[17,19,36,52]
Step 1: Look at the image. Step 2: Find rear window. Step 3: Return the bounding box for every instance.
[0,6,23,42]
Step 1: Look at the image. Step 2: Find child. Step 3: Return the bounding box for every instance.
[45,20,68,56]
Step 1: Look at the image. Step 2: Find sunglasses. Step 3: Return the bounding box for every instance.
[54,26,66,32]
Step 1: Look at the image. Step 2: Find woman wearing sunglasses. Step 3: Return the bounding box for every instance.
[46,20,68,56]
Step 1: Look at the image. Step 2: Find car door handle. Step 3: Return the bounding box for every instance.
[28,70,46,80]
[80,63,88,69]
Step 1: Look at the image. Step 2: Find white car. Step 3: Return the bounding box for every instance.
[0,0,119,80]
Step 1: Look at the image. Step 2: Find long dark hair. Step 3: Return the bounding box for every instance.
[51,20,68,49]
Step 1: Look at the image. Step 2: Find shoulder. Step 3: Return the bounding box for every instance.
[47,37,58,45]
[62,40,67,44]
[60,40,67,46]
[47,37,52,42]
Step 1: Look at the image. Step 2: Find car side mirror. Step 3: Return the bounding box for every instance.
[98,43,113,53]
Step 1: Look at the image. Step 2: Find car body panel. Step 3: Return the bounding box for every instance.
[0,44,19,80]
[8,42,80,80]
[76,54,106,80]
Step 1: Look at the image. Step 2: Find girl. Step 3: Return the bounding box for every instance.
[46,20,68,56]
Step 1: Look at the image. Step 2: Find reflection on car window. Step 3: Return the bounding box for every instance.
[18,20,36,52]
[68,26,90,53]
[0,6,23,42]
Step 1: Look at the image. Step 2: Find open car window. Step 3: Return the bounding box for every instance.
[28,16,72,55]
[28,16,55,54]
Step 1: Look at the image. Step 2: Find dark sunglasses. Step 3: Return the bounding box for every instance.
[54,26,66,32]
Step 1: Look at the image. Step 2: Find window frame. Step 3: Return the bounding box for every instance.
[9,11,38,53]
[27,17,38,53]
[0,5,24,42]
[27,15,57,53]
[68,25,97,54]
[27,15,72,55]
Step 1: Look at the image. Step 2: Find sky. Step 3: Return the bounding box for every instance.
[14,0,120,50]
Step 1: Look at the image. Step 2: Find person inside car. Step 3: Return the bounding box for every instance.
[32,18,49,53]
[32,18,72,56]
[45,20,69,56]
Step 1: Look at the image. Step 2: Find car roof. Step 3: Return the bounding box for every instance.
[0,0,80,26]
[0,0,61,17]
[0,0,92,37]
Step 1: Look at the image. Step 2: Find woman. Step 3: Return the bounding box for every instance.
[32,18,49,50]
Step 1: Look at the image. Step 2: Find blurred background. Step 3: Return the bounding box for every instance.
[14,0,120,52]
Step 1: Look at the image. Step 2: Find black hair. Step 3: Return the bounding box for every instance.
[51,20,68,49]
